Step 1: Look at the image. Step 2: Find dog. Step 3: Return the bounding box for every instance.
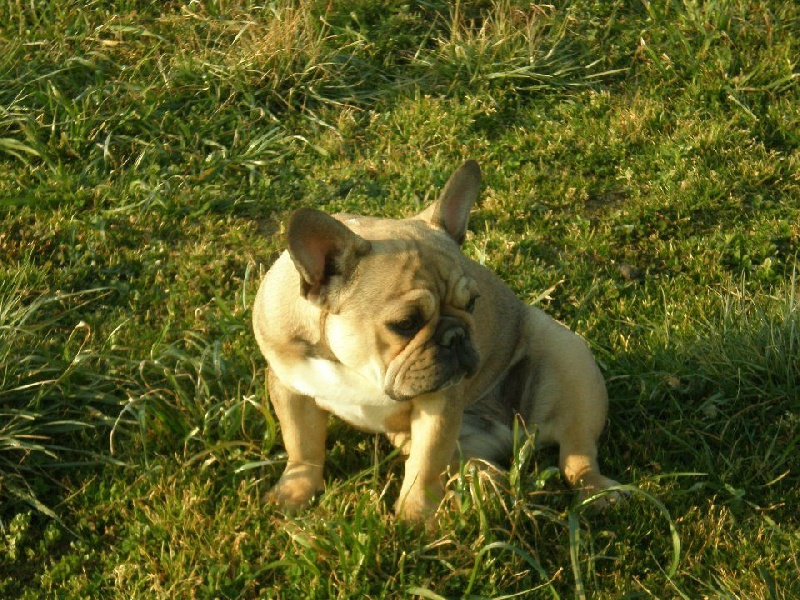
[252,160,620,521]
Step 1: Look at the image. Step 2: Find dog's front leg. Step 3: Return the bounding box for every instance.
[395,392,463,522]
[266,369,328,513]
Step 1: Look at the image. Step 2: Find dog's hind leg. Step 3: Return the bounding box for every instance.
[520,314,621,507]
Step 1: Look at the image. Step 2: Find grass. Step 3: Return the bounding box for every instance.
[1,0,798,597]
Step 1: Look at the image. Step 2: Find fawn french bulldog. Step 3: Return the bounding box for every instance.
[253,161,619,520]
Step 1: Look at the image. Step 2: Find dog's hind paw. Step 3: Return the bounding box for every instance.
[576,478,629,511]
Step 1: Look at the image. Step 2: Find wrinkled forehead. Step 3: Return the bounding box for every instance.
[355,233,477,307]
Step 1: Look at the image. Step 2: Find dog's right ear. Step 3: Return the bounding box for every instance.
[287,208,372,305]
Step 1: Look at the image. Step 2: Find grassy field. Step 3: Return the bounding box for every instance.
[1,0,799,597]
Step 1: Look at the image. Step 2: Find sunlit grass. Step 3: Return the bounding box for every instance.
[1,0,799,597]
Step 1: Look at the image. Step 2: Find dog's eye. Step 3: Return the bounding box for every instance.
[388,314,424,337]
[466,295,479,314]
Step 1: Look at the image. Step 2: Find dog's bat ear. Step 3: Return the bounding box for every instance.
[287,208,372,304]
[417,160,481,245]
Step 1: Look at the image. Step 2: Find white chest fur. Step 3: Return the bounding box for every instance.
[273,357,405,433]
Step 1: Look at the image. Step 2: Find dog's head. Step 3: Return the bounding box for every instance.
[286,161,483,400]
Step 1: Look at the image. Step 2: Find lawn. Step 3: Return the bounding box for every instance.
[1,0,799,597]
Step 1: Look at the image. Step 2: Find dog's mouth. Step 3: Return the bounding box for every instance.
[384,321,480,401]
[385,371,468,402]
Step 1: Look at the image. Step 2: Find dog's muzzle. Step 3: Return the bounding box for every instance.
[384,316,480,401]
[434,316,479,377]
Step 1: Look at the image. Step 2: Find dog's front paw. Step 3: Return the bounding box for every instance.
[395,496,439,523]
[265,463,324,514]
[394,484,444,523]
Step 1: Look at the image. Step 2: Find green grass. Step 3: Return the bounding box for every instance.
[1,0,799,597]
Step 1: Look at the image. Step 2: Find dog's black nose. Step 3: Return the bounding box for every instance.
[438,325,465,348]
[434,317,466,347]
[435,318,480,376]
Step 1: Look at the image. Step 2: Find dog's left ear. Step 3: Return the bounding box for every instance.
[417,160,481,245]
